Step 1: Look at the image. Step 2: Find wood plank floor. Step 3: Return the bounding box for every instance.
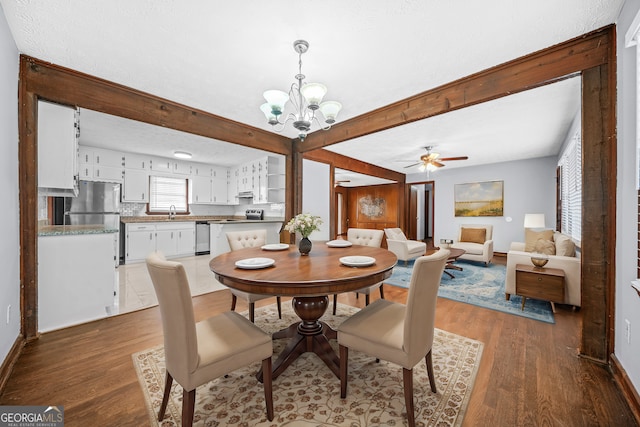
[1,258,637,426]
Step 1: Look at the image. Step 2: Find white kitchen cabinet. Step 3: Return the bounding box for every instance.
[227,168,239,204]
[37,100,79,196]
[125,223,156,263]
[211,166,227,204]
[122,169,149,202]
[156,223,195,257]
[266,156,285,203]
[173,161,192,175]
[125,222,195,263]
[192,163,212,177]
[191,176,212,204]
[150,156,173,173]
[38,232,117,332]
[78,146,123,182]
[123,152,150,170]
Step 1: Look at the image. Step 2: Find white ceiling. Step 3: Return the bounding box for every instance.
[0,0,624,181]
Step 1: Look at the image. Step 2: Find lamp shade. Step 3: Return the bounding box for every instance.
[319,101,342,124]
[524,213,545,228]
[263,90,290,115]
[300,83,327,108]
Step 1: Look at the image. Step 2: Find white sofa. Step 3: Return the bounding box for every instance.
[505,240,581,307]
[450,224,494,266]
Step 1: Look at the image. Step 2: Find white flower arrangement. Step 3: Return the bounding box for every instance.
[284,213,322,238]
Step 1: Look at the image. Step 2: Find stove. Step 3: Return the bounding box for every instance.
[245,209,264,220]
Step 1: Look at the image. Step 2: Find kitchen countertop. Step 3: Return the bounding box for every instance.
[38,225,119,237]
[120,216,285,224]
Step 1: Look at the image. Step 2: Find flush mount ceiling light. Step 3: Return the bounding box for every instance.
[260,40,342,141]
[173,151,192,159]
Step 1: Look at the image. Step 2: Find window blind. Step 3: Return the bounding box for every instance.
[559,131,581,243]
[149,176,188,212]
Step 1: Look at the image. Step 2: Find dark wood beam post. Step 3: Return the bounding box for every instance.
[581,61,616,362]
[18,60,38,340]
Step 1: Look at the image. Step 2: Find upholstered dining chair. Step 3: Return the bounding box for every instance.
[145,252,274,426]
[225,229,282,322]
[337,248,449,427]
[332,228,386,315]
[383,227,427,265]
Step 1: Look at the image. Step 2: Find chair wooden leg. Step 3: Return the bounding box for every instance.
[158,371,173,421]
[276,297,282,319]
[230,294,237,311]
[333,294,338,315]
[182,388,196,427]
[249,303,255,323]
[262,357,274,421]
[403,368,416,427]
[339,345,348,398]
[365,294,370,305]
[425,349,437,393]
[379,284,385,300]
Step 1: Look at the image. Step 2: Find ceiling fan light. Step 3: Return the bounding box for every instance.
[263,90,290,116]
[319,100,342,124]
[426,163,438,171]
[300,83,327,109]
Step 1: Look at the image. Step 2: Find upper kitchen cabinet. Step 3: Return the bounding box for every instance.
[123,152,150,170]
[37,100,79,196]
[122,169,149,202]
[78,146,123,182]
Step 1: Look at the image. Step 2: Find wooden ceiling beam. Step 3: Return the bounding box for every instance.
[22,56,293,156]
[303,149,405,183]
[298,26,612,152]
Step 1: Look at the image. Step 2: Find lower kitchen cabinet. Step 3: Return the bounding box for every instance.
[125,221,195,263]
[38,232,118,332]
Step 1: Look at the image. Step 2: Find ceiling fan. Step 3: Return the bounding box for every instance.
[403,146,468,170]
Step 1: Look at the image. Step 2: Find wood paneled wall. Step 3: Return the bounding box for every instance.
[347,184,400,233]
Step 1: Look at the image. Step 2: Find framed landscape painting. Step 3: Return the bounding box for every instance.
[454,180,504,217]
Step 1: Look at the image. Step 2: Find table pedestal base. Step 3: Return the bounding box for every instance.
[257,295,339,382]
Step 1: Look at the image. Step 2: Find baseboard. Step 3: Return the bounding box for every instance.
[0,336,25,395]
[610,353,640,425]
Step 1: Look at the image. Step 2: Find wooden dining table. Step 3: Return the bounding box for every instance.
[209,243,397,380]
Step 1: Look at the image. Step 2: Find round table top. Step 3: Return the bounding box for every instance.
[209,243,398,297]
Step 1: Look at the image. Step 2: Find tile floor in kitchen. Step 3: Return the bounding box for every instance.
[113,254,226,315]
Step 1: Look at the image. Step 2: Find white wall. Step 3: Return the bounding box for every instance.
[302,159,331,241]
[615,0,640,395]
[0,5,20,362]
[409,156,558,252]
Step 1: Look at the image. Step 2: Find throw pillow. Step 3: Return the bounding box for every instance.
[554,232,577,257]
[460,227,486,244]
[534,239,556,255]
[524,229,555,252]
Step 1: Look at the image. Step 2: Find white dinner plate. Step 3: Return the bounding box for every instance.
[235,257,276,269]
[340,256,376,267]
[326,240,353,248]
[261,243,290,251]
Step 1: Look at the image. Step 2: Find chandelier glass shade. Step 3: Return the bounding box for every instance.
[260,40,342,141]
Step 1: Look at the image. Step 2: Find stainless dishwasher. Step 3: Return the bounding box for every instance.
[195,221,210,255]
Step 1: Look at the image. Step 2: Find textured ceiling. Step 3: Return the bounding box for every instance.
[0,0,624,181]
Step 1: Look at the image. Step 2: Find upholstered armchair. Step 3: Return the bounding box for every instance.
[383,228,427,265]
[450,224,494,266]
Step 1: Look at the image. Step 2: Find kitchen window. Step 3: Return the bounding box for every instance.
[148,176,189,214]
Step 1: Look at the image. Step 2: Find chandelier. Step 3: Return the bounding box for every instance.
[260,40,342,141]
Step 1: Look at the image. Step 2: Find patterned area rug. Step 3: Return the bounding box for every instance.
[133,303,483,426]
[384,260,555,323]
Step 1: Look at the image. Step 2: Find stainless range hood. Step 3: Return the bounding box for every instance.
[237,191,254,198]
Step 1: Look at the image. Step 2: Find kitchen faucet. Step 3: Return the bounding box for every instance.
[169,205,176,220]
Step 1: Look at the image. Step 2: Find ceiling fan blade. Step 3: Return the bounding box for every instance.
[439,156,468,161]
[403,162,422,168]
[431,160,446,168]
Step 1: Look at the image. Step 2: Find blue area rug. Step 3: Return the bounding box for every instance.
[384,259,555,323]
